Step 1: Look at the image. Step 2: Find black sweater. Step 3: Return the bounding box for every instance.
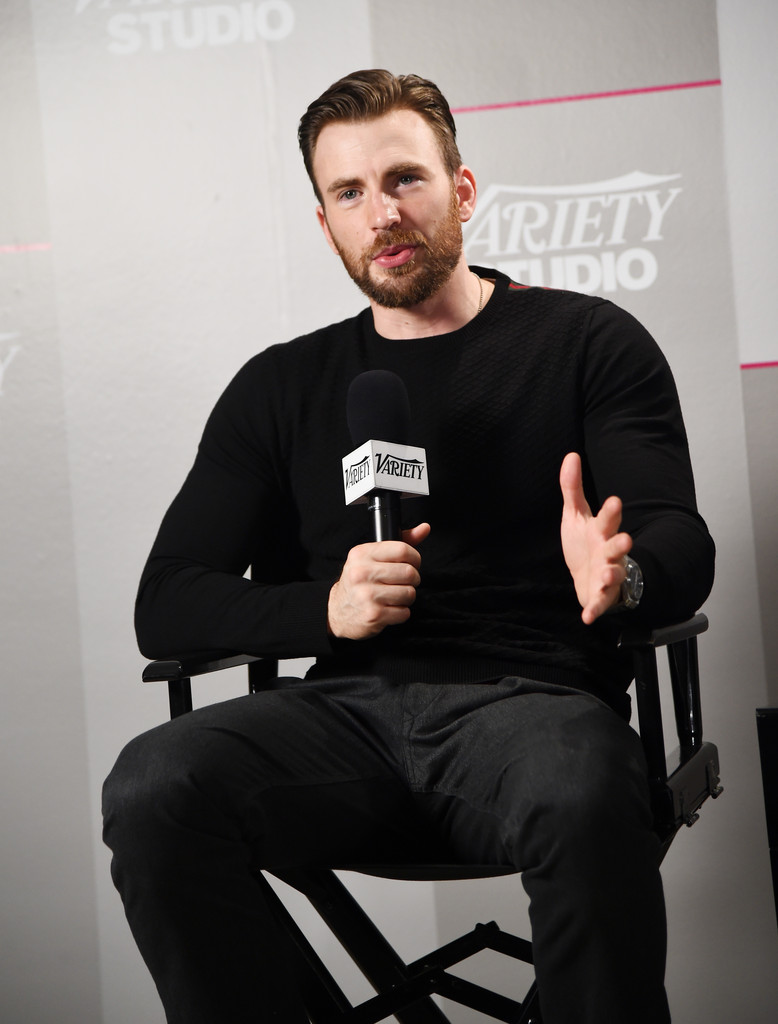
[136,269,714,716]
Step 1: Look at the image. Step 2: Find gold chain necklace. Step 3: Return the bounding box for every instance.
[472,272,484,314]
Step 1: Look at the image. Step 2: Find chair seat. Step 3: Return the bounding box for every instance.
[336,863,518,882]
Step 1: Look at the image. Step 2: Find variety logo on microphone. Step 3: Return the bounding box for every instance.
[342,441,429,505]
[374,452,425,480]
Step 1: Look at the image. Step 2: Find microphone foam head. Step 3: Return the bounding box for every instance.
[347,370,411,446]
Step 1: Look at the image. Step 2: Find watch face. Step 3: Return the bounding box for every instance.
[622,557,644,608]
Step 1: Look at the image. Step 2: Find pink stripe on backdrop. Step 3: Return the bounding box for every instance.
[0,242,52,253]
[741,362,778,370]
[451,79,721,115]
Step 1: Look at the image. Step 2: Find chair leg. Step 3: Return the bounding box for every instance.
[273,868,542,1024]
[275,868,452,1023]
[405,923,534,1023]
[256,872,354,1022]
[514,981,542,1023]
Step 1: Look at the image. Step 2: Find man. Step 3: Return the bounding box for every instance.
[103,70,714,1023]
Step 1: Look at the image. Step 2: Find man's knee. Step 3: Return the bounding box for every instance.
[543,707,647,817]
[102,723,187,854]
[102,693,305,862]
[496,697,654,866]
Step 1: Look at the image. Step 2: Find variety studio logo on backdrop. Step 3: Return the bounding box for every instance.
[74,0,295,54]
[463,171,682,293]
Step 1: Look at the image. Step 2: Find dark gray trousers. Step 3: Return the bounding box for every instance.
[102,674,669,1024]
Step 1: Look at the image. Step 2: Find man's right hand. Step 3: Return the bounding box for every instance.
[327,522,431,640]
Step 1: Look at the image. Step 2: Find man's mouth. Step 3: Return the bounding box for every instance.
[372,243,418,269]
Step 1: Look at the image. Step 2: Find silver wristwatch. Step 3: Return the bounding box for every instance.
[620,556,644,610]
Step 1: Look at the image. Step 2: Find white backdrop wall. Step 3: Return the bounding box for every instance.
[1,1,776,1022]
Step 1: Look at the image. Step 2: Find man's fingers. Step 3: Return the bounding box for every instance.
[358,522,430,573]
[374,583,419,609]
[366,539,423,570]
[371,563,421,589]
[559,452,635,626]
[603,530,632,562]
[581,568,623,623]
[595,494,623,538]
[327,529,430,640]
[579,542,634,624]
[349,547,421,586]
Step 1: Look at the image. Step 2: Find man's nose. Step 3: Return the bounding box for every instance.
[369,192,401,230]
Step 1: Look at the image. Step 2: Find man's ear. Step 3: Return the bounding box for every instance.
[316,206,340,255]
[454,166,477,224]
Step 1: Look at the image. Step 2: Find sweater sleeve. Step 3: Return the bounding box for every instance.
[580,302,715,625]
[134,356,335,660]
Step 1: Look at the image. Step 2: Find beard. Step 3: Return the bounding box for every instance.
[328,187,464,309]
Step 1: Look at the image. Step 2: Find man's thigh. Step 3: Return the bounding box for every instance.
[107,675,444,869]
[402,679,651,868]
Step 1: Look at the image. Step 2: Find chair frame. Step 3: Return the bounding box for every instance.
[142,613,721,1023]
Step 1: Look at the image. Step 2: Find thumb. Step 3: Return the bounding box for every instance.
[402,522,431,547]
[559,452,591,518]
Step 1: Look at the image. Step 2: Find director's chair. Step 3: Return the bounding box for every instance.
[142,613,721,1023]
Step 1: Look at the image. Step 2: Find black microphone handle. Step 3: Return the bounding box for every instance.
[367,490,402,542]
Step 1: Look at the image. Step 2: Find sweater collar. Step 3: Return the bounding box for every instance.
[361,266,511,347]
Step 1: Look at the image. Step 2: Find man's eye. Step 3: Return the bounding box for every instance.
[398,175,418,186]
[339,189,359,202]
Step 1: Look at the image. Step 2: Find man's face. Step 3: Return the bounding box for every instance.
[312,109,471,309]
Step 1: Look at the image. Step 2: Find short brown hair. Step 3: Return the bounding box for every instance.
[298,69,462,201]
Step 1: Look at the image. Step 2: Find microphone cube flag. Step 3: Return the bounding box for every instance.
[342,440,429,505]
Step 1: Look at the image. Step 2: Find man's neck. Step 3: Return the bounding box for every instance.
[369,260,491,340]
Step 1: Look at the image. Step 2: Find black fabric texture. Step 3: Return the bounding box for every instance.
[135,268,714,715]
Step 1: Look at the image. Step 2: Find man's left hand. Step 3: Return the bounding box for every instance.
[559,452,632,624]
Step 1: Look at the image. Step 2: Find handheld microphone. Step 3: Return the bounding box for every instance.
[343,370,429,541]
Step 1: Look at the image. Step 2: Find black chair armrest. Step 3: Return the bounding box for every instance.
[617,611,709,651]
[142,651,263,682]
[143,651,278,718]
